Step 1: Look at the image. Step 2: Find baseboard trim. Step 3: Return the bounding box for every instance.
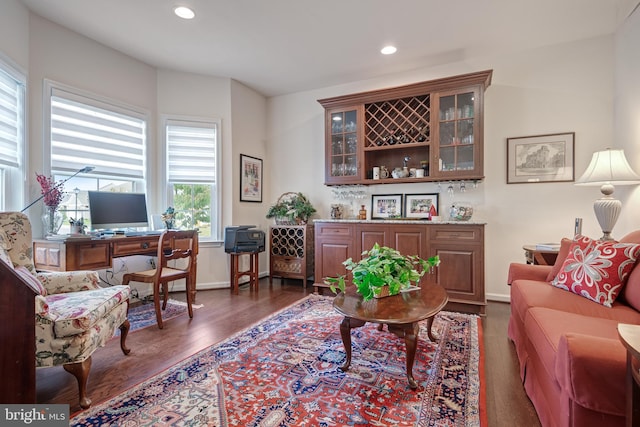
[487,292,510,303]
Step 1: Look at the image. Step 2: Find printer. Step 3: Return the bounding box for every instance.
[224,225,265,253]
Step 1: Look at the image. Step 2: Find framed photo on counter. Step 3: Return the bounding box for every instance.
[404,193,438,219]
[371,194,402,219]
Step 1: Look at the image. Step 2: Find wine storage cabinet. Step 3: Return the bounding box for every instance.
[269,224,314,286]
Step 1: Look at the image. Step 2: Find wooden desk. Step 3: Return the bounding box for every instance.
[522,245,559,266]
[33,234,198,301]
[618,324,640,426]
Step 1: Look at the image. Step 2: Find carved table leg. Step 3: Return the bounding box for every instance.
[426,315,438,342]
[339,316,366,372]
[389,322,420,389]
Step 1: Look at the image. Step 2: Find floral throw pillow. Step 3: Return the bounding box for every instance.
[551,236,640,307]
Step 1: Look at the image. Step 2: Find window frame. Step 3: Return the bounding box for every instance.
[162,115,222,243]
[43,80,151,231]
[0,53,26,211]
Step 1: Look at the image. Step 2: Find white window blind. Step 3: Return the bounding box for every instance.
[0,68,24,168]
[50,87,146,179]
[167,120,217,183]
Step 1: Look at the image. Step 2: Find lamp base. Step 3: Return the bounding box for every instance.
[593,196,621,241]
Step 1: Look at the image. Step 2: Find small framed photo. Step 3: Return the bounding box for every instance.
[404,193,439,219]
[371,194,403,219]
[240,154,263,202]
[507,132,575,184]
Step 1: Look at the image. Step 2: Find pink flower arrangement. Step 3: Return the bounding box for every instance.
[36,173,64,209]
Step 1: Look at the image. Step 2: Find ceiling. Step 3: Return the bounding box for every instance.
[18,0,640,97]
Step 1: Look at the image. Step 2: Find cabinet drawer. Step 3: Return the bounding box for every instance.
[112,238,158,256]
[429,225,482,242]
[316,223,354,237]
[272,256,303,275]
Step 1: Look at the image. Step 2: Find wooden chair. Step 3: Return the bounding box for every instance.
[122,230,198,329]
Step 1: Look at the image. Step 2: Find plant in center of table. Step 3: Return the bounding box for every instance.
[325,243,440,301]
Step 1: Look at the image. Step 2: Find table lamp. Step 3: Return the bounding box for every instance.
[575,148,640,241]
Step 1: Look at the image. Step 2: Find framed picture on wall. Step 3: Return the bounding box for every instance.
[404,193,439,219]
[507,132,575,184]
[240,154,263,202]
[371,194,402,219]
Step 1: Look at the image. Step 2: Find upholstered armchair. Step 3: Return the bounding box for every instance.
[0,211,131,409]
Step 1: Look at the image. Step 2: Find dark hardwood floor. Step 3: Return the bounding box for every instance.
[37,279,541,425]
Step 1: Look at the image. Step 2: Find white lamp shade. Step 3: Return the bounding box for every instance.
[576,148,640,241]
[576,148,640,186]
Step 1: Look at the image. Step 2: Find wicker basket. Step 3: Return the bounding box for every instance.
[275,217,305,225]
[373,285,391,299]
[272,192,309,225]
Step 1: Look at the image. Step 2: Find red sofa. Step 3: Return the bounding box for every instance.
[508,230,640,427]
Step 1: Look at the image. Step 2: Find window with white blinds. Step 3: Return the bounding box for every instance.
[0,57,25,211]
[48,83,147,180]
[167,120,217,183]
[165,118,220,240]
[0,66,24,169]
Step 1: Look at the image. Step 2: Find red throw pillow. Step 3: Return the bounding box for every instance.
[545,237,576,282]
[551,237,640,307]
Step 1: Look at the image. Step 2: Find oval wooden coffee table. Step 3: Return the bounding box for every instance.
[333,284,448,389]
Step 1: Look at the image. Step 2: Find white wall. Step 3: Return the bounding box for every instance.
[615,6,640,231]
[0,0,29,70]
[230,80,269,272]
[267,36,616,302]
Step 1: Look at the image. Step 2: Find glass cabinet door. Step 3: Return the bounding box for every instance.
[327,108,359,182]
[436,91,478,175]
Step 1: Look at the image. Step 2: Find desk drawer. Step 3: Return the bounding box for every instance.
[34,240,111,271]
[112,238,159,256]
[72,242,111,269]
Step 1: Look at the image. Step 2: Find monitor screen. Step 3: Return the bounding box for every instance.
[88,191,149,230]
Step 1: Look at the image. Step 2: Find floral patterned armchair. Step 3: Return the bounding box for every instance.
[0,212,131,409]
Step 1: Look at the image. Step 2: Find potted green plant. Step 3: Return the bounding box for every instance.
[325,243,440,301]
[266,192,317,225]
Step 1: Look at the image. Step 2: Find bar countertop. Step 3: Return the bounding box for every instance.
[313,218,487,225]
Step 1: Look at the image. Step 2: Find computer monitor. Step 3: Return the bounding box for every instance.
[88,191,149,230]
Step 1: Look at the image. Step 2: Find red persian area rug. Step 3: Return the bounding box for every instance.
[72,294,485,426]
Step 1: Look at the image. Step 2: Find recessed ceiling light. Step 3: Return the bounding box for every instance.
[381,45,397,55]
[174,6,195,19]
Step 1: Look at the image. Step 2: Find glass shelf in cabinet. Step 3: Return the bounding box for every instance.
[331,138,343,155]
[331,115,344,133]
